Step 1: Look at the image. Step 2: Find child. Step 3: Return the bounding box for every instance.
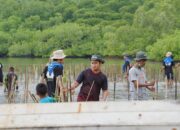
[36,83,56,103]
[4,67,18,94]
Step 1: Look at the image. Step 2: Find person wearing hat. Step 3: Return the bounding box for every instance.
[42,50,66,97]
[122,54,131,78]
[69,55,109,101]
[128,51,155,100]
[162,51,175,87]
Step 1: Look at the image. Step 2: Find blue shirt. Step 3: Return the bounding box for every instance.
[39,96,56,103]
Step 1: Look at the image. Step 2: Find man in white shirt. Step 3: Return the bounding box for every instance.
[129,51,155,100]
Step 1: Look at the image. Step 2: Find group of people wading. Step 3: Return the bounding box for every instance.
[122,51,180,100]
[36,50,179,103]
[0,50,179,103]
[38,50,108,103]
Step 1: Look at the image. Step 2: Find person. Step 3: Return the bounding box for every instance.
[4,67,18,94]
[40,58,52,84]
[70,55,109,102]
[162,52,175,87]
[0,63,3,85]
[128,51,155,100]
[122,54,131,78]
[36,83,56,103]
[42,50,66,97]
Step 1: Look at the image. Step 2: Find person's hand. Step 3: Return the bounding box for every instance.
[63,87,68,93]
[148,81,155,86]
[66,87,75,95]
[150,86,155,92]
[124,74,128,79]
[147,86,155,92]
[70,89,75,95]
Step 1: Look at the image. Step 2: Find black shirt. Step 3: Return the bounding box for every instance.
[43,65,63,83]
[42,63,63,97]
[163,60,175,74]
[76,68,108,101]
[123,60,130,73]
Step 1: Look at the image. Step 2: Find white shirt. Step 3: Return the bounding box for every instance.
[129,66,148,100]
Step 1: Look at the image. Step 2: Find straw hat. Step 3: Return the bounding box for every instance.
[166,52,172,57]
[50,50,66,60]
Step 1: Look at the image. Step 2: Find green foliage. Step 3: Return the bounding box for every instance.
[0,0,179,60]
[147,30,180,61]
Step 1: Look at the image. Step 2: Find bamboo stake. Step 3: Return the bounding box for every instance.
[113,65,117,101]
[86,81,95,102]
[175,71,178,100]
[68,71,72,102]
[28,91,38,103]
[58,76,65,102]
[165,76,168,99]
[136,80,139,100]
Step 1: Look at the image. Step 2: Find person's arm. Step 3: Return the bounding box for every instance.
[132,80,155,92]
[102,90,109,101]
[42,66,48,78]
[129,68,155,89]
[69,71,84,91]
[101,76,109,101]
[133,80,155,88]
[70,81,80,90]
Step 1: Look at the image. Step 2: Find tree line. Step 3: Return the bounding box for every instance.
[0,0,179,60]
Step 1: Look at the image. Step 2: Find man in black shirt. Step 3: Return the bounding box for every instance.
[43,50,66,97]
[70,55,109,101]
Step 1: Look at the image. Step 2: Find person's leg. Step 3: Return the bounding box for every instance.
[15,81,18,91]
[16,86,18,91]
[47,82,53,97]
[169,73,174,87]
[166,73,170,87]
[51,83,56,97]
[164,73,169,99]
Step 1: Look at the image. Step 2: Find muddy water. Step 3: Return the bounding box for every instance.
[0,58,179,104]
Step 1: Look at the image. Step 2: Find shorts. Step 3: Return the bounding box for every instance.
[77,94,98,102]
[165,72,174,80]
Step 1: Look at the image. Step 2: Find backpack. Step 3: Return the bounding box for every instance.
[164,57,173,67]
[46,61,63,79]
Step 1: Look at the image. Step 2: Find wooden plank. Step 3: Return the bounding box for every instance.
[0,101,180,129]
[0,101,180,115]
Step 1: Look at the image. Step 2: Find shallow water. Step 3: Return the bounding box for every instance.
[0,58,179,104]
